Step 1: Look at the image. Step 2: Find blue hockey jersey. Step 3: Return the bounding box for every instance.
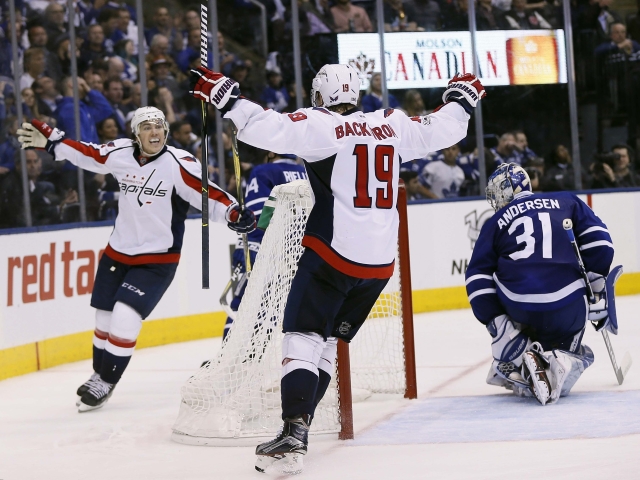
[465,191,614,324]
[243,159,308,247]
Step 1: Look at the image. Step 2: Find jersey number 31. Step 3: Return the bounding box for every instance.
[353,144,394,209]
[508,212,553,260]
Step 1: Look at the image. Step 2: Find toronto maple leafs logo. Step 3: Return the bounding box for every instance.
[465,208,494,249]
[348,52,376,84]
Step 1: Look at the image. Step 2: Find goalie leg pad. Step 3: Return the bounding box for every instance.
[549,345,594,403]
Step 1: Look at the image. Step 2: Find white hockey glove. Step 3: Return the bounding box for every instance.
[16,120,65,153]
[189,66,240,113]
[441,73,486,115]
[587,272,609,330]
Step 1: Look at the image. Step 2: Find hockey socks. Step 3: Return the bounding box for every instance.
[100,336,136,384]
[281,369,319,420]
[92,329,108,374]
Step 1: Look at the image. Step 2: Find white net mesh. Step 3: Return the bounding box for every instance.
[172,180,405,443]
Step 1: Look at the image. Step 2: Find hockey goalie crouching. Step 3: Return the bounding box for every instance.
[466,163,620,405]
[16,108,255,412]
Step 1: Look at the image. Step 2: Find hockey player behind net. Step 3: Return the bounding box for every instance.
[466,163,620,405]
[189,64,485,473]
[16,108,256,412]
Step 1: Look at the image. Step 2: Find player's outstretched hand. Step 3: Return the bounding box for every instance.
[442,73,486,114]
[226,204,256,234]
[16,120,65,151]
[189,66,240,112]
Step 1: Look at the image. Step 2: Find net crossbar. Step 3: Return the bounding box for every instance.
[172,180,407,444]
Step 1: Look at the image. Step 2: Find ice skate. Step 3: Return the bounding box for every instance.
[78,377,115,412]
[522,343,551,405]
[76,372,101,406]
[255,415,309,475]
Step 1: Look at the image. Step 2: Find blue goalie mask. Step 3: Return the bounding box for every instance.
[486,162,531,211]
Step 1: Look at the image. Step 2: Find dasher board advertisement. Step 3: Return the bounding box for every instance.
[338,30,568,89]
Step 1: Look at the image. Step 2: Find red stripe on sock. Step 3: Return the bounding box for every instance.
[107,336,137,349]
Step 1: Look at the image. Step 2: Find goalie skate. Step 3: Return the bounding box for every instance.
[255,415,309,475]
[523,343,551,405]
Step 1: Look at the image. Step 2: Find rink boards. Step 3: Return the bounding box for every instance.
[1,189,639,380]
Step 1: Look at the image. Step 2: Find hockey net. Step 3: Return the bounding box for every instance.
[172,180,415,445]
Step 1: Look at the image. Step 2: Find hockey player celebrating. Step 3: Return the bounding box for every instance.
[189,63,484,473]
[16,108,256,412]
[466,163,617,405]
[222,152,307,340]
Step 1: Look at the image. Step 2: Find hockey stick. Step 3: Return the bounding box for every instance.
[562,218,632,385]
[199,4,210,289]
[230,126,252,272]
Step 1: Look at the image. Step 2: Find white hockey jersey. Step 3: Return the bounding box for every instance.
[51,138,236,264]
[225,101,470,278]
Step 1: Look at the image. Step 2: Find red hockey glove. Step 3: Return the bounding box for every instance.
[189,66,240,113]
[441,73,486,114]
[226,204,257,234]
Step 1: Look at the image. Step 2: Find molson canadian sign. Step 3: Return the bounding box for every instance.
[338,30,567,89]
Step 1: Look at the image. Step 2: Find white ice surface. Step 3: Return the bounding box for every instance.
[1,296,639,480]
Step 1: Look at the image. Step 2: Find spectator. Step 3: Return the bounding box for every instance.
[97,8,125,54]
[500,0,552,29]
[261,70,290,112]
[106,56,128,85]
[0,12,26,78]
[114,39,138,82]
[182,8,201,33]
[43,3,67,46]
[331,0,374,33]
[219,32,239,77]
[513,130,538,165]
[103,77,130,134]
[168,120,195,153]
[229,60,255,100]
[523,157,546,192]
[0,116,20,174]
[54,76,114,144]
[149,86,177,124]
[26,24,56,76]
[176,27,201,73]
[146,34,181,79]
[441,0,470,31]
[150,57,181,101]
[117,7,143,55]
[0,149,77,227]
[80,24,109,66]
[20,48,46,92]
[145,7,182,56]
[32,76,61,116]
[421,144,465,198]
[580,0,623,43]
[595,22,640,57]
[543,144,575,191]
[97,117,120,143]
[403,0,441,32]
[476,0,501,30]
[401,89,427,116]
[384,0,420,32]
[399,170,424,200]
[299,0,336,35]
[590,145,640,188]
[127,82,142,111]
[88,72,105,93]
[21,87,55,125]
[361,72,400,113]
[490,132,520,164]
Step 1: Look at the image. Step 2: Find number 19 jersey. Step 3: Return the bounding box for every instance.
[225,101,470,278]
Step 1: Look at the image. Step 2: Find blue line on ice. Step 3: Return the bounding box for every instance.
[352,391,640,445]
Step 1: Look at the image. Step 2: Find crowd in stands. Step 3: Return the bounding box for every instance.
[0,0,639,228]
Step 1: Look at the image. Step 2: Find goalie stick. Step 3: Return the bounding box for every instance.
[562,218,632,385]
[200,4,210,289]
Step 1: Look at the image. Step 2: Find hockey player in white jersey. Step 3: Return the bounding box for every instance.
[16,108,256,412]
[190,64,485,473]
[466,163,619,405]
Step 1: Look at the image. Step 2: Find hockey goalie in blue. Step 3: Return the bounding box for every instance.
[466,163,621,405]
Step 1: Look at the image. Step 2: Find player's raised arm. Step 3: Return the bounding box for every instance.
[393,74,486,161]
[16,119,113,174]
[188,66,338,161]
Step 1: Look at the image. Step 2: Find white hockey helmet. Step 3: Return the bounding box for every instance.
[486,162,532,211]
[310,64,360,108]
[130,106,169,153]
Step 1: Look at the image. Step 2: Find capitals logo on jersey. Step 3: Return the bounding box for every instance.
[119,169,168,206]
